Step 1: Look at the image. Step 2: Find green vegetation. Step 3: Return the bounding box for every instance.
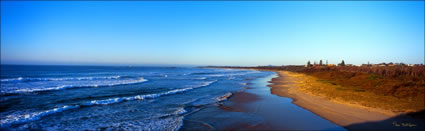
[367,74,382,80]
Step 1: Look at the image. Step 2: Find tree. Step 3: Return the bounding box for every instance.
[319,60,323,66]
[307,61,311,67]
[340,60,345,66]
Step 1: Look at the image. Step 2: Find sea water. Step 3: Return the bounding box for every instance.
[0,65,271,130]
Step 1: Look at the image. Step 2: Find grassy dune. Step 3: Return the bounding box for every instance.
[285,71,424,113]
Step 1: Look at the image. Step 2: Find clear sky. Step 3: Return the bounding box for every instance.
[1,1,424,66]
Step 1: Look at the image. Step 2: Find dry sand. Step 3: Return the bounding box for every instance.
[269,71,424,130]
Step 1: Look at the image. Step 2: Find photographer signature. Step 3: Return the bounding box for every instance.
[392,121,416,127]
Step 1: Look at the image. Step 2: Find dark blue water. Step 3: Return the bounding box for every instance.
[0,65,271,130]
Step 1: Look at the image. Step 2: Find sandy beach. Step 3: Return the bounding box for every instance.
[268,71,424,130]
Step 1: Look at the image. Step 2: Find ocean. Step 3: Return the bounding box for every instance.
[0,65,273,130]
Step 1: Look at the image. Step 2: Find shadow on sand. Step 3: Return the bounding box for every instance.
[344,110,425,130]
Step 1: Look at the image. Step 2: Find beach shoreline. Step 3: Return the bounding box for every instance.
[219,70,345,130]
[268,71,389,124]
[265,70,424,130]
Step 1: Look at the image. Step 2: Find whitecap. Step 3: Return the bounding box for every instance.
[5,77,148,94]
[1,76,123,83]
[0,77,23,82]
[0,105,80,128]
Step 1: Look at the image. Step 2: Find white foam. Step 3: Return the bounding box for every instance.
[197,80,217,87]
[216,92,233,102]
[174,77,207,80]
[196,77,207,80]
[0,77,23,82]
[172,108,186,131]
[207,74,226,77]
[174,108,187,115]
[12,85,75,93]
[1,105,80,128]
[7,77,148,93]
[84,80,216,106]
[1,76,123,82]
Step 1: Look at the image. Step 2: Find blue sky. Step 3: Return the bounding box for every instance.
[1,1,424,66]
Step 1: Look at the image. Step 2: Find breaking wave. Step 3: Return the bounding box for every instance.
[0,80,216,128]
[3,77,148,94]
[1,76,123,83]
[0,105,80,128]
[82,80,216,106]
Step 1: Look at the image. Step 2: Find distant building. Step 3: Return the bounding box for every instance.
[377,63,387,67]
[338,60,345,66]
[306,61,312,67]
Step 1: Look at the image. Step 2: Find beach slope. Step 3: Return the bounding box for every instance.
[268,71,424,130]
